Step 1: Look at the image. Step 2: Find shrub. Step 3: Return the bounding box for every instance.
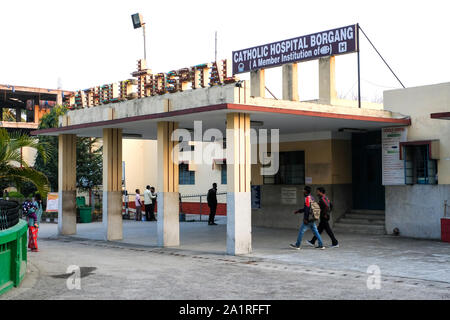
[8,191,25,199]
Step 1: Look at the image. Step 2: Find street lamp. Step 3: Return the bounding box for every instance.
[131,13,147,61]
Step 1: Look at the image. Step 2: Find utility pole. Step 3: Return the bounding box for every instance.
[215,31,217,62]
[142,22,147,61]
[357,23,361,109]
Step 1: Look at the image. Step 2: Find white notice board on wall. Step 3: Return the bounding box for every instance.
[46,192,59,212]
[281,187,298,205]
[382,127,408,185]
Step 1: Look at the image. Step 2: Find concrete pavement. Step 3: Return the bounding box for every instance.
[2,217,449,299]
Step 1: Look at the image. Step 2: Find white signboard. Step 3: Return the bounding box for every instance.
[46,192,59,212]
[382,127,408,185]
[281,187,298,205]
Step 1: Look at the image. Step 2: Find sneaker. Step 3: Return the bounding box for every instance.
[330,244,339,248]
[289,243,300,250]
[306,240,315,247]
[316,246,326,250]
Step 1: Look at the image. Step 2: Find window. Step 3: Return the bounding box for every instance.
[404,145,437,185]
[221,165,227,185]
[263,151,305,185]
[179,141,194,152]
[179,163,195,185]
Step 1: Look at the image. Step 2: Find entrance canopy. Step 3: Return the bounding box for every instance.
[31,84,410,139]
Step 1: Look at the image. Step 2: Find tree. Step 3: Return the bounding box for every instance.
[34,105,103,192]
[0,128,50,197]
[76,137,103,191]
[33,105,67,191]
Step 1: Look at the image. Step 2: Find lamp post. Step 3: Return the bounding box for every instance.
[131,13,147,60]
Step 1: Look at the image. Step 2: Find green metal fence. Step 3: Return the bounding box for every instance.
[0,200,28,296]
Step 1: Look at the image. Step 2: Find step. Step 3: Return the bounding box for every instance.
[349,210,385,215]
[338,218,385,225]
[342,213,385,221]
[333,222,386,235]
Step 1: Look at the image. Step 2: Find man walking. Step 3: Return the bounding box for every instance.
[307,187,339,248]
[207,183,218,225]
[290,186,325,250]
[144,185,152,221]
[149,187,157,221]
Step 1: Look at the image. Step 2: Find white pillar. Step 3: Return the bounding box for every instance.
[102,128,123,241]
[226,113,252,255]
[318,56,337,105]
[157,121,180,247]
[282,63,299,101]
[58,134,77,235]
[250,69,265,98]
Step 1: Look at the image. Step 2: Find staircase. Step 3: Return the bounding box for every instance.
[333,210,386,235]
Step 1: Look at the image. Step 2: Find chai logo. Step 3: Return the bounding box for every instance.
[320,45,331,55]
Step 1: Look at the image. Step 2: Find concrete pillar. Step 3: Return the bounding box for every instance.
[250,69,265,98]
[15,107,21,122]
[282,63,299,101]
[319,56,337,105]
[157,121,180,247]
[102,128,123,241]
[58,134,77,235]
[56,92,63,106]
[226,113,251,255]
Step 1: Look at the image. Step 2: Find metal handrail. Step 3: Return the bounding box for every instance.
[180,192,226,222]
[122,192,226,222]
[0,200,21,231]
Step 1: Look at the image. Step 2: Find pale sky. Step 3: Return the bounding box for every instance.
[1,0,449,102]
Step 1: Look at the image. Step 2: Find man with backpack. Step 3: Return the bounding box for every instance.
[307,187,339,248]
[290,186,325,250]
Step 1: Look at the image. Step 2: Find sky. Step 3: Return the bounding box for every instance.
[1,0,449,102]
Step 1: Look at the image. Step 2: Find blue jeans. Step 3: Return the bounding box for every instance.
[295,222,323,247]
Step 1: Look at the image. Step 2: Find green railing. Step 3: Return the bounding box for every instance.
[0,217,28,295]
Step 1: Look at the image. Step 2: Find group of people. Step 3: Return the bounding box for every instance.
[134,185,157,221]
[22,194,43,252]
[290,186,339,250]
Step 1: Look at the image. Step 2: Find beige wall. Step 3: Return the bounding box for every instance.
[122,139,158,196]
[122,136,352,201]
[384,82,450,184]
[280,140,332,185]
[331,139,352,184]
[251,137,352,186]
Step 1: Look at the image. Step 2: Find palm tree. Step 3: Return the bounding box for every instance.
[0,128,51,197]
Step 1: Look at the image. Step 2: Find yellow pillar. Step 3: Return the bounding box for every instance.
[318,56,337,105]
[226,113,252,255]
[282,63,299,101]
[58,134,77,235]
[157,121,180,247]
[250,69,265,98]
[102,128,123,241]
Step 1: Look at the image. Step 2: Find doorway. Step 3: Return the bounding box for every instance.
[352,131,385,210]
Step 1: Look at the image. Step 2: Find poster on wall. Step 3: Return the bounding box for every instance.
[382,127,408,185]
[251,185,261,209]
[46,192,59,212]
[281,187,298,205]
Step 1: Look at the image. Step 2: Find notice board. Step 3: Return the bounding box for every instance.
[382,127,408,185]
